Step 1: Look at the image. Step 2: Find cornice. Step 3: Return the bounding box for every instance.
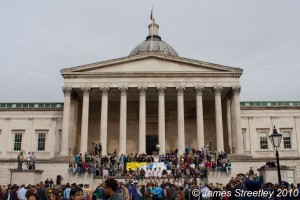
[62,72,242,79]
[60,53,243,74]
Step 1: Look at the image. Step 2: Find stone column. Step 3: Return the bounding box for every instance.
[294,117,300,156]
[214,86,224,153]
[177,86,185,155]
[80,87,90,155]
[2,118,11,158]
[61,87,72,156]
[100,87,109,155]
[226,96,232,154]
[139,87,147,154]
[195,86,205,150]
[119,87,128,155]
[158,87,166,154]
[50,118,57,158]
[230,95,236,153]
[232,86,243,154]
[138,87,147,154]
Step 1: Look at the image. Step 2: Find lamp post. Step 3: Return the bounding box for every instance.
[209,140,212,155]
[269,126,282,184]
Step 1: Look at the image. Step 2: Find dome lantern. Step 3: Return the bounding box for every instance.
[129,19,179,57]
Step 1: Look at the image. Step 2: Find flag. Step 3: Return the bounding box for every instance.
[150,8,153,20]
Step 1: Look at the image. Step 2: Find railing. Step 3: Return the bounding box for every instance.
[241,101,300,107]
[0,103,63,109]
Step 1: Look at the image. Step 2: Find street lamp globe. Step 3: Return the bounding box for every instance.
[269,126,282,150]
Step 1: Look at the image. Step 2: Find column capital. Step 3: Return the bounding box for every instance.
[81,87,90,96]
[62,87,72,96]
[195,86,204,96]
[232,86,241,96]
[213,86,223,96]
[138,87,147,96]
[100,87,110,96]
[119,87,128,96]
[176,86,185,96]
[157,87,166,96]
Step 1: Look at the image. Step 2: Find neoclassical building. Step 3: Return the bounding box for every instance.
[0,20,300,185]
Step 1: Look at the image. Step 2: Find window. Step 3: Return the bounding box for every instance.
[282,129,292,149]
[14,132,23,151]
[259,132,268,150]
[36,130,48,151]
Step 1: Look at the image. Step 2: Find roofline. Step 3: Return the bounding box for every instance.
[0,101,299,111]
[60,53,243,74]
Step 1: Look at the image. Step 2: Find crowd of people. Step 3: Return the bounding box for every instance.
[1,174,300,200]
[67,145,232,181]
[0,182,91,200]
[9,145,300,199]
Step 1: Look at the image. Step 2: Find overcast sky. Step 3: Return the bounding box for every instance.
[0,1,299,102]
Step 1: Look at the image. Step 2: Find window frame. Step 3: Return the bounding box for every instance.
[36,130,48,152]
[12,130,25,152]
[280,128,292,150]
[257,128,270,150]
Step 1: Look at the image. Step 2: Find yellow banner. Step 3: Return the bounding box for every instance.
[126,162,148,170]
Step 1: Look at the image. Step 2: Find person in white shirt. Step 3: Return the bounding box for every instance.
[153,168,158,180]
[26,152,31,168]
[103,168,109,180]
[190,163,195,169]
[17,184,27,200]
[145,167,150,179]
[30,152,36,169]
[201,185,210,200]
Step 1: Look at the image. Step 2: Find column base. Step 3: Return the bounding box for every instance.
[59,152,69,156]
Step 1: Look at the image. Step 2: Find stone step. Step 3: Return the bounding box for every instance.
[227,154,253,161]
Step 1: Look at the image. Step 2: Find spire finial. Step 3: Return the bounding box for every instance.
[150,6,154,21]
[148,7,160,41]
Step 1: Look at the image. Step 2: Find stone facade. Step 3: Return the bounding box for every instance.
[1,21,300,186]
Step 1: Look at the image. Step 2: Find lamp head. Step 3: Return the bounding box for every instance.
[269,126,282,150]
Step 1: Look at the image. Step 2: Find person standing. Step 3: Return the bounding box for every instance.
[31,152,36,169]
[17,152,24,170]
[156,143,160,154]
[98,143,102,156]
[26,152,31,168]
[103,178,124,200]
[94,143,98,156]
[64,184,71,200]
[17,184,27,200]
[120,183,129,200]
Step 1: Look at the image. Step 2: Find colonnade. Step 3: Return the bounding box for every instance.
[60,86,243,156]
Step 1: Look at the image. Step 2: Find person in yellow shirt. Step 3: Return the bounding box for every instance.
[85,184,92,200]
[17,152,24,170]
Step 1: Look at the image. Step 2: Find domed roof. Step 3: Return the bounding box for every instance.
[129,20,179,57]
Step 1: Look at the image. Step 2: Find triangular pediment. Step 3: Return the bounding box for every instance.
[61,53,243,76]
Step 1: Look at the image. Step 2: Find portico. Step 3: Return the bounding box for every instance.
[60,20,243,156]
[60,57,243,156]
